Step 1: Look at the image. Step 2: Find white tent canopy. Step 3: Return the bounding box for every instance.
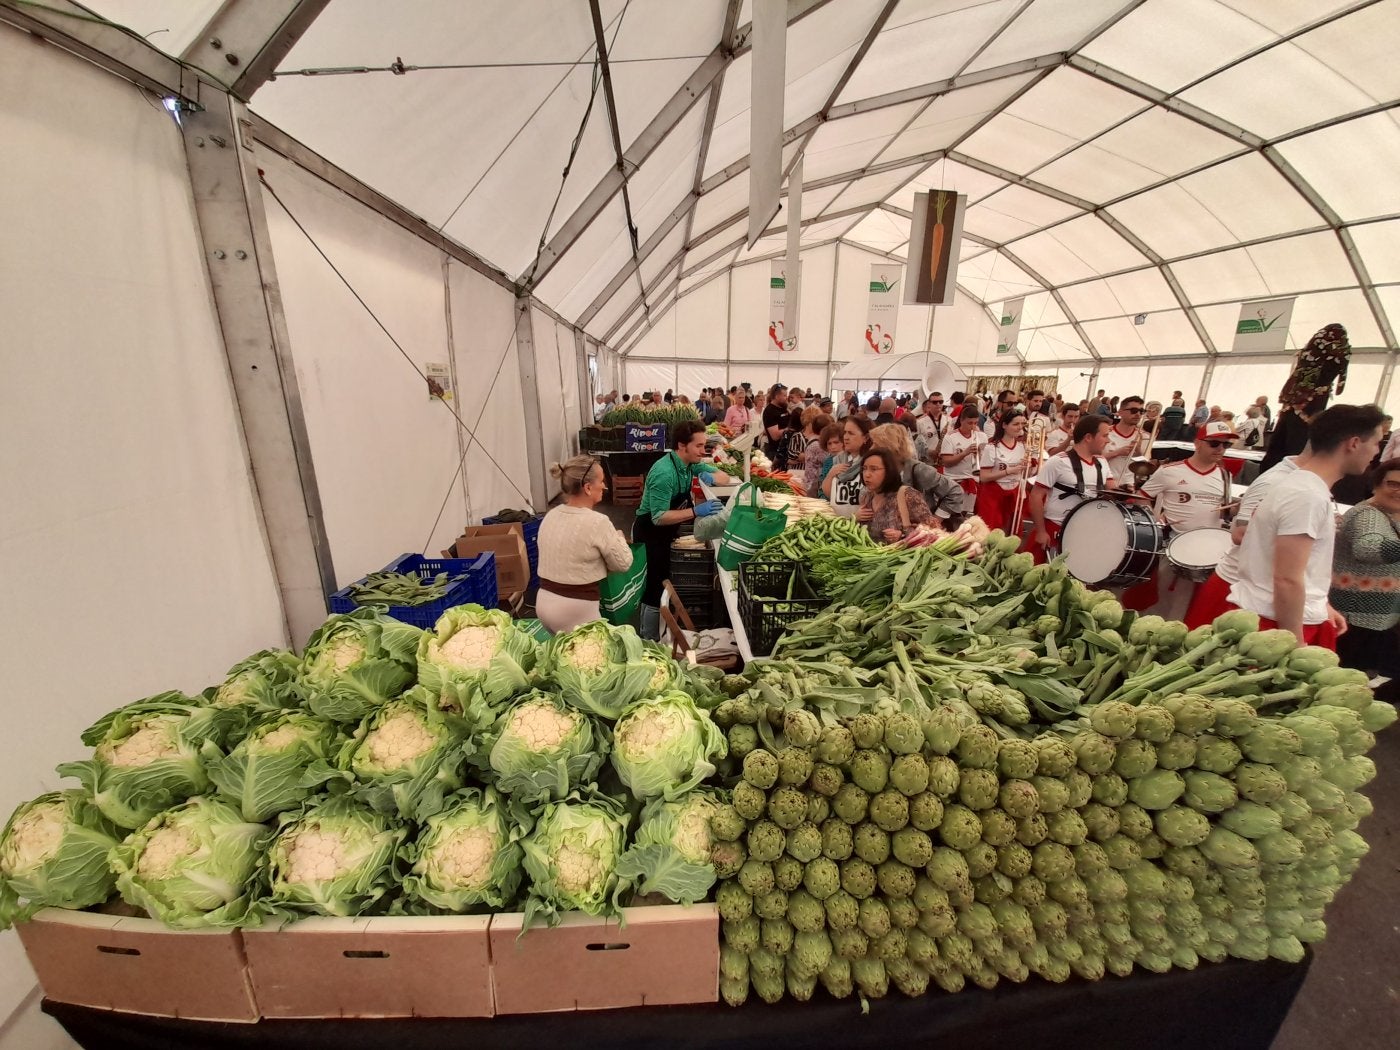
[831,350,968,395]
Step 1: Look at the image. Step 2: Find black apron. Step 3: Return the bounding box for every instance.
[633,453,693,606]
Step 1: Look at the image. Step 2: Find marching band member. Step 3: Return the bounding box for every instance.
[1223,404,1385,647]
[976,411,1028,534]
[1024,416,1117,564]
[1044,404,1079,457]
[941,409,987,515]
[1103,395,1147,488]
[1125,420,1238,619]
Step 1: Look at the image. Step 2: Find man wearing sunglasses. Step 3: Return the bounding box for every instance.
[1129,420,1239,619]
[916,393,951,463]
[1103,395,1147,487]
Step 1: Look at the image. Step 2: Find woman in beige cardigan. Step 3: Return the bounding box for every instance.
[535,456,633,634]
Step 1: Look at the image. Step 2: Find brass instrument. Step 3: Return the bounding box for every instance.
[1011,414,1049,536]
[1128,412,1166,491]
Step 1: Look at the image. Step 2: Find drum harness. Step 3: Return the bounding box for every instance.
[1157,467,1233,593]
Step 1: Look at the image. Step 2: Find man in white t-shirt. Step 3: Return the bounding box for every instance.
[917,393,952,463]
[941,410,987,512]
[1102,395,1146,487]
[1045,405,1079,458]
[1132,420,1237,619]
[1226,404,1385,646]
[1024,415,1115,561]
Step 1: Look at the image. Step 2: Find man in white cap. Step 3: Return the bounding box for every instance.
[1128,419,1239,619]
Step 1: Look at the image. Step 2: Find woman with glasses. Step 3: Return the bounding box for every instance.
[1330,458,1400,679]
[536,456,634,634]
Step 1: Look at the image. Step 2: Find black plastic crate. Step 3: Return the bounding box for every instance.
[671,585,723,630]
[738,558,825,656]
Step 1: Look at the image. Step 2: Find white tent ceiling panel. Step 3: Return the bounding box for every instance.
[957,111,1091,179]
[1127,309,1210,358]
[1079,0,1281,93]
[676,276,732,359]
[836,0,1023,106]
[1035,109,1242,204]
[1171,231,1356,304]
[1277,112,1400,223]
[1180,31,1395,140]
[704,51,755,179]
[532,197,632,318]
[627,99,709,243]
[1003,67,1147,144]
[1009,215,1149,287]
[1095,364,1150,399]
[932,292,1002,367]
[684,241,742,285]
[1281,289,1384,348]
[1340,356,1386,407]
[963,0,1127,74]
[641,226,688,289]
[623,304,677,359]
[896,157,1010,209]
[958,253,1043,305]
[800,102,924,182]
[693,181,751,246]
[1058,268,1176,322]
[1206,356,1296,415]
[963,185,1082,243]
[678,362,727,394]
[626,359,679,393]
[845,210,911,254]
[1079,316,1158,358]
[1018,323,1093,362]
[589,278,642,342]
[83,0,225,56]
[1019,291,1071,331]
[876,73,1039,160]
[1106,153,1321,260]
[605,0,727,144]
[796,184,855,221]
[1141,361,1207,405]
[821,161,929,216]
[1348,220,1400,283]
[1378,286,1400,338]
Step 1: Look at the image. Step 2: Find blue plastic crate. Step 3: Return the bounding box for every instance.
[329,553,499,628]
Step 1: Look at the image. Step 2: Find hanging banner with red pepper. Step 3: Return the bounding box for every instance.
[767,260,799,351]
[904,190,966,306]
[865,264,899,355]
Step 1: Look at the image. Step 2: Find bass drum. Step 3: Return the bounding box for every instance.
[1058,498,1163,586]
[1166,527,1234,584]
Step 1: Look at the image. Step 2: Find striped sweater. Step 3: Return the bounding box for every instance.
[1329,503,1400,631]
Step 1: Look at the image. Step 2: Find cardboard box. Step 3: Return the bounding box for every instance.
[17,909,258,1022]
[448,523,530,593]
[489,904,718,1014]
[242,916,492,1018]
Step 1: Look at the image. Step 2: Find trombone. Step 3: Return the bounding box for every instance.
[1011,414,1049,537]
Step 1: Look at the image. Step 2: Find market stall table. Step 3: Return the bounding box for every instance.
[42,951,1310,1050]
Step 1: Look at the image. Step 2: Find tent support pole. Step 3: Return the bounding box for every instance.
[725,270,734,390]
[514,298,550,511]
[443,258,473,531]
[181,93,337,649]
[826,243,840,395]
[1198,358,1217,406]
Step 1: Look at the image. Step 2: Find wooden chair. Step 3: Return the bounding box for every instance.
[662,580,740,671]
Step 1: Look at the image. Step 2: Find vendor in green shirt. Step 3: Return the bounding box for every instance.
[634,420,733,639]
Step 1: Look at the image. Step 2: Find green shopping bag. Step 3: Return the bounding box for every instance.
[599,543,647,625]
[716,484,788,571]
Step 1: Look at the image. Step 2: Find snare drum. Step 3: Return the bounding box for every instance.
[1058,498,1163,586]
[1166,528,1234,584]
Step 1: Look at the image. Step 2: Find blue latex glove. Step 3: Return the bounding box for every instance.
[694,499,724,518]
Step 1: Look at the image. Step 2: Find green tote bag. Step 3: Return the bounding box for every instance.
[599,543,648,625]
[716,484,788,571]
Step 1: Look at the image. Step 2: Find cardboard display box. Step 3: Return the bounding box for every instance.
[242,915,492,1019]
[447,523,530,593]
[489,904,719,1015]
[17,909,258,1022]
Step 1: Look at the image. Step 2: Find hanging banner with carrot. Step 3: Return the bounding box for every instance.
[865,264,899,355]
[768,260,798,352]
[903,190,966,306]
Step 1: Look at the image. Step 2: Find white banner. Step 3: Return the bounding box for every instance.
[784,155,802,342]
[865,264,899,355]
[768,260,798,352]
[748,0,786,247]
[1233,297,1295,352]
[997,297,1025,356]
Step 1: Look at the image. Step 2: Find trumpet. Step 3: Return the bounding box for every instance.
[1011,414,1049,537]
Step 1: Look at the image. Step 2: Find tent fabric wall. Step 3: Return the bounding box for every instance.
[261,152,479,583]
[0,23,287,1021]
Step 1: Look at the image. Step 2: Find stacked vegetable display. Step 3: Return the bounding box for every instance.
[0,610,727,930]
[706,531,1393,1003]
[599,403,702,428]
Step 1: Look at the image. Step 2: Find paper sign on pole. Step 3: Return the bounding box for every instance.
[768,261,798,352]
[1233,297,1295,352]
[904,190,966,306]
[865,264,898,355]
[748,1,786,248]
[996,298,1024,356]
[784,155,802,342]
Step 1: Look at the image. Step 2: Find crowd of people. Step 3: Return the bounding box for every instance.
[559,379,1400,680]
